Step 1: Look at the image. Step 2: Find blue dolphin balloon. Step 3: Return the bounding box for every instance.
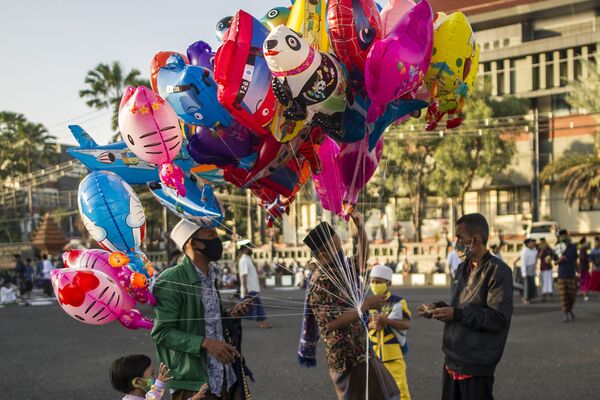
[148,176,224,228]
[157,54,232,128]
[78,170,150,275]
[67,125,194,185]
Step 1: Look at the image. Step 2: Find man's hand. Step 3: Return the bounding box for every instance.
[432,307,455,322]
[157,362,172,383]
[417,303,436,318]
[189,383,209,400]
[350,209,365,228]
[202,338,239,364]
[368,318,378,330]
[230,297,252,317]
[373,313,387,330]
[361,294,386,312]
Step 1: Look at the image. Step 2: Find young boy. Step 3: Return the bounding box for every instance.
[302,211,400,399]
[368,264,411,400]
[110,354,208,400]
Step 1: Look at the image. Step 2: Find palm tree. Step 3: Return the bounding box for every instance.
[541,61,600,206]
[0,112,57,180]
[79,61,150,141]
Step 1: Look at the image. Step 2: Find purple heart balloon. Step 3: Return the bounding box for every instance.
[187,121,259,168]
[187,41,215,70]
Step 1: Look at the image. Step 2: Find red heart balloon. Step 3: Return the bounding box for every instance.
[73,271,100,292]
[58,284,85,307]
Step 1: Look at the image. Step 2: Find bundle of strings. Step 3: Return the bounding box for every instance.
[297,272,319,367]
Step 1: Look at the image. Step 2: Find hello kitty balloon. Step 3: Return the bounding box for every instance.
[118,86,186,196]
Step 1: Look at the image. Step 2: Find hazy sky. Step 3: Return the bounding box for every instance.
[0,0,299,145]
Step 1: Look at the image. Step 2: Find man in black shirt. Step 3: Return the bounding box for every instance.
[418,213,513,400]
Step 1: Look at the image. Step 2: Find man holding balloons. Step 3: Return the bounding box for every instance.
[152,219,251,400]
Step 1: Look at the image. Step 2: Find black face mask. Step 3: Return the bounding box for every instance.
[194,237,223,261]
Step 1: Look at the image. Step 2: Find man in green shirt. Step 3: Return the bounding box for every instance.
[152,219,250,400]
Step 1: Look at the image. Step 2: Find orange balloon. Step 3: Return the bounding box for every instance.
[109,252,130,268]
[150,51,189,93]
[130,272,148,289]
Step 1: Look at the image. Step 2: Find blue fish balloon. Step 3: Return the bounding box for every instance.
[157,54,232,128]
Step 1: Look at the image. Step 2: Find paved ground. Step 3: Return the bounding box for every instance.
[2,287,600,399]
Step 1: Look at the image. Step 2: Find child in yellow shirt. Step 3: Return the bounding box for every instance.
[369,264,411,400]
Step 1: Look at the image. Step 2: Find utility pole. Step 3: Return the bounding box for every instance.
[532,109,540,222]
[246,191,252,242]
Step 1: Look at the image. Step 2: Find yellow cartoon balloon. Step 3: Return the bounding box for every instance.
[424,11,480,131]
[287,0,329,52]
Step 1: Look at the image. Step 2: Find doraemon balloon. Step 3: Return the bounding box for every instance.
[157,54,232,129]
[148,177,224,228]
[364,0,433,123]
[264,26,348,141]
[78,171,152,279]
[51,268,153,330]
[118,86,186,196]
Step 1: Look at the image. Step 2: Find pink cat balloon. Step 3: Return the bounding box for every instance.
[51,268,153,330]
[339,136,384,215]
[380,0,416,36]
[313,137,346,217]
[365,0,433,123]
[62,249,155,307]
[118,86,186,196]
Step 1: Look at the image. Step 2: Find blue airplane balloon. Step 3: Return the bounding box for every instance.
[67,125,194,185]
[148,175,224,228]
[157,54,232,129]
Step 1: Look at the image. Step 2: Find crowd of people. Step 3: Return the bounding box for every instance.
[0,253,62,306]
[513,231,600,322]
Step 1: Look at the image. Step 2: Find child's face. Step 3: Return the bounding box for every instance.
[143,363,155,379]
[371,277,390,286]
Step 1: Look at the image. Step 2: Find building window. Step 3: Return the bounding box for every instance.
[423,200,450,220]
[532,54,540,90]
[493,40,500,49]
[545,53,554,88]
[497,68,505,95]
[509,59,516,94]
[559,49,568,86]
[497,187,531,215]
[503,38,510,47]
[574,47,583,79]
[579,199,600,212]
[483,42,490,50]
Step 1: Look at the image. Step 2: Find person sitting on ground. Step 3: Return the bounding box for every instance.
[368,264,412,400]
[1,278,19,305]
[221,267,237,290]
[434,257,445,274]
[110,354,208,400]
[301,210,400,399]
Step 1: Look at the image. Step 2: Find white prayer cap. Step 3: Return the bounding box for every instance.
[371,264,393,282]
[170,219,201,250]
